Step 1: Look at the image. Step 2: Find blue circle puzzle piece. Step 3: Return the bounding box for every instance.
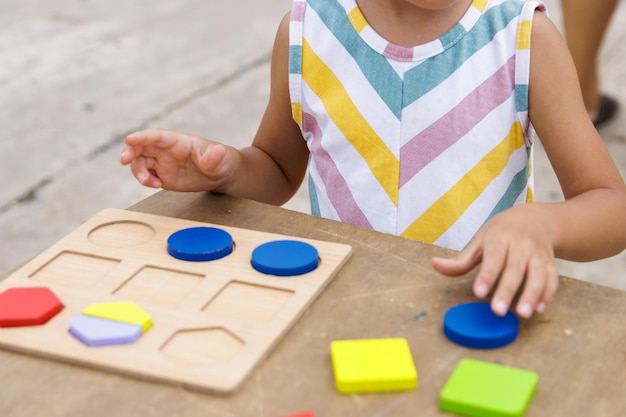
[443,302,519,349]
[69,314,143,347]
[167,226,233,261]
[251,240,319,276]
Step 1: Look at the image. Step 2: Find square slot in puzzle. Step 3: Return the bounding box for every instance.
[30,251,120,289]
[114,266,205,307]
[0,208,352,394]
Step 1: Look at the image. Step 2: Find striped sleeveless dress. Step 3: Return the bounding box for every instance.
[288,0,546,250]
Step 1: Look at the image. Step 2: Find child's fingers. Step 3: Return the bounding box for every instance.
[124,131,149,146]
[199,143,228,173]
[488,251,525,317]
[129,157,149,185]
[536,263,559,314]
[124,128,178,148]
[431,241,482,277]
[120,146,139,165]
[130,156,162,188]
[472,240,508,304]
[514,257,550,318]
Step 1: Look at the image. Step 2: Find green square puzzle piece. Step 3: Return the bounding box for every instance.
[440,359,538,417]
[330,338,417,394]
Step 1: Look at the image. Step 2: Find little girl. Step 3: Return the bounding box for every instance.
[121,0,626,319]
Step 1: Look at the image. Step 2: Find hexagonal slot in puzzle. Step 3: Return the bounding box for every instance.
[87,220,156,248]
[29,251,120,289]
[203,281,294,323]
[161,327,244,365]
[114,266,204,307]
[0,287,64,327]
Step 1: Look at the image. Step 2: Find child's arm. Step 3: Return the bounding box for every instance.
[120,13,308,206]
[432,11,626,319]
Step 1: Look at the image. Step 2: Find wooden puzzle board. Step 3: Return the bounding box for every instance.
[0,208,352,394]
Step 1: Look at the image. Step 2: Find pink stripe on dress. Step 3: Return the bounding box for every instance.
[291,1,306,21]
[383,43,414,62]
[399,55,516,186]
[303,113,373,229]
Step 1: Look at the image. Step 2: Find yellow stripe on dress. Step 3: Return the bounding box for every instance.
[291,102,303,126]
[526,152,534,202]
[472,0,489,13]
[401,122,526,243]
[516,19,533,50]
[302,39,399,205]
[347,7,368,33]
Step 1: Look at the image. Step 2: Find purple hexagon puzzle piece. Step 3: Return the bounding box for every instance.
[69,314,143,347]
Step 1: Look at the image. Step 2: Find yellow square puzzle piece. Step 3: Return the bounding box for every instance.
[330,338,417,393]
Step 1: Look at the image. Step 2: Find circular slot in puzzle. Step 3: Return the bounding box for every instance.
[88,221,156,248]
[251,240,319,276]
[167,227,234,262]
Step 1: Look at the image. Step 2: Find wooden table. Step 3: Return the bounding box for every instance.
[1,191,624,416]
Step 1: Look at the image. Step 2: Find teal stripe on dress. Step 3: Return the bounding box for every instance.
[439,22,467,49]
[307,0,404,119]
[289,45,303,75]
[308,173,321,217]
[485,164,530,222]
[402,0,524,108]
[514,84,529,112]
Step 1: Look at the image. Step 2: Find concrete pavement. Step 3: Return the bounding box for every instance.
[1,0,625,291]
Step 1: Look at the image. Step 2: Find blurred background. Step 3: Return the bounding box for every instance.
[1,0,625,290]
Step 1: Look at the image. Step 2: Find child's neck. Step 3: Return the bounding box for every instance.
[356,0,474,47]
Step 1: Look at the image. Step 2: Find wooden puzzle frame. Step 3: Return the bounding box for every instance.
[0,209,352,394]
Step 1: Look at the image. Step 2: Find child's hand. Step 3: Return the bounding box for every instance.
[120,128,232,192]
[431,205,560,319]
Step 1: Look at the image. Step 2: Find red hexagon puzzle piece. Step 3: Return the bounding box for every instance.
[0,287,64,327]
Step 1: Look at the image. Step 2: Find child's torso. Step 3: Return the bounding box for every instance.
[289,0,544,250]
